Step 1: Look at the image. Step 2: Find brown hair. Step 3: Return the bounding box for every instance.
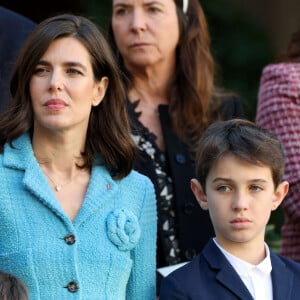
[0,14,136,179]
[194,119,285,193]
[108,0,222,151]
[0,271,28,300]
[276,29,300,63]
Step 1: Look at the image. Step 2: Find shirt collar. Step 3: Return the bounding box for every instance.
[213,238,272,276]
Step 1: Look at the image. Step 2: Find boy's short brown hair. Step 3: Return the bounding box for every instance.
[195,119,285,192]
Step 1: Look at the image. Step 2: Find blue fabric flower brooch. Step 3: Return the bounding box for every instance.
[106,208,141,251]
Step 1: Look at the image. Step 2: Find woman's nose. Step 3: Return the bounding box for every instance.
[49,70,64,91]
[130,9,146,32]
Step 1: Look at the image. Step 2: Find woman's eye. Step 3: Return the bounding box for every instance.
[114,7,128,16]
[34,67,48,74]
[148,6,160,13]
[67,68,82,75]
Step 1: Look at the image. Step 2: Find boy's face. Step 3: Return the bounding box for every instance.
[191,153,288,251]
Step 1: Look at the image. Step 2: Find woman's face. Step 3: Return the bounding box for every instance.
[29,37,108,135]
[112,0,180,70]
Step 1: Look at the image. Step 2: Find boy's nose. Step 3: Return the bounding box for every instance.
[232,191,248,211]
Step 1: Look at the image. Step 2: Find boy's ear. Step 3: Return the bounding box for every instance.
[272,180,289,211]
[190,179,208,210]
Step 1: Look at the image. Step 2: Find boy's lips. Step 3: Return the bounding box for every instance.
[230,217,251,223]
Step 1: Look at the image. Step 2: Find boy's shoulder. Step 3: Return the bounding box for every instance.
[162,239,219,283]
[271,251,300,274]
[269,252,300,299]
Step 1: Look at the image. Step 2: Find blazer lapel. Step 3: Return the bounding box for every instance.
[271,253,293,300]
[203,239,254,300]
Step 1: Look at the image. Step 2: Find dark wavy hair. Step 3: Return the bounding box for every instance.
[108,0,223,151]
[0,14,136,179]
[276,29,300,63]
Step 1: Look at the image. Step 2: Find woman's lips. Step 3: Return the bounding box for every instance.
[44,99,68,110]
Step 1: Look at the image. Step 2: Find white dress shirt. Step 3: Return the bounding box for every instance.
[214,238,273,300]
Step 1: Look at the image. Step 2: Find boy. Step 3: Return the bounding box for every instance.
[160,119,300,300]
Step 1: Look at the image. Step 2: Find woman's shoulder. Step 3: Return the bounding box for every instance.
[122,169,154,190]
[261,62,300,81]
[259,62,300,100]
[116,171,156,219]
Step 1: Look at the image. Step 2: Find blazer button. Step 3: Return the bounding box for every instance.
[175,153,186,164]
[64,234,76,245]
[183,202,195,215]
[65,281,79,293]
[185,248,197,260]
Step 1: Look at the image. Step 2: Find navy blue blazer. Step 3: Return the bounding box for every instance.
[160,238,300,299]
[0,7,35,111]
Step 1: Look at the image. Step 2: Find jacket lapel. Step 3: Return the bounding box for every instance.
[3,133,119,227]
[6,135,72,224]
[203,239,254,300]
[271,252,293,300]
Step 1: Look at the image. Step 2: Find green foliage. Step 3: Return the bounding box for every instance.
[200,0,274,120]
[79,0,111,29]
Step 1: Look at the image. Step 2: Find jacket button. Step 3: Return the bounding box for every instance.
[64,234,76,245]
[185,248,197,260]
[65,281,79,293]
[183,202,195,215]
[175,153,186,164]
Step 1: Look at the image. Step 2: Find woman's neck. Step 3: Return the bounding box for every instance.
[126,58,175,103]
[32,129,86,171]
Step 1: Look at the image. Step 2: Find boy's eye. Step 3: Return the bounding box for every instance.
[217,186,230,192]
[249,185,263,191]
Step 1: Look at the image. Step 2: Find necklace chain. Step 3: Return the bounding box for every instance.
[43,169,80,192]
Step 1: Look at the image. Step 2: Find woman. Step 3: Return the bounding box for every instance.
[0,14,156,299]
[256,29,300,262]
[109,0,244,268]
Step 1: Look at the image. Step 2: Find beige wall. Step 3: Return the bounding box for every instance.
[230,0,300,54]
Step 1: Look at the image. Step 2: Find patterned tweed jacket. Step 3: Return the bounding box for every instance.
[256,62,300,261]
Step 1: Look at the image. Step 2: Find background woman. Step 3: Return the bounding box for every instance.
[256,29,300,262]
[109,0,244,269]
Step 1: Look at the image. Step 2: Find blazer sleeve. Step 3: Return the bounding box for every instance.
[126,176,157,299]
[256,63,300,218]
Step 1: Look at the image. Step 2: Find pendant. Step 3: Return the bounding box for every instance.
[55,185,61,192]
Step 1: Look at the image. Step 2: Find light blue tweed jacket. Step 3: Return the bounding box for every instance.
[0,133,157,300]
